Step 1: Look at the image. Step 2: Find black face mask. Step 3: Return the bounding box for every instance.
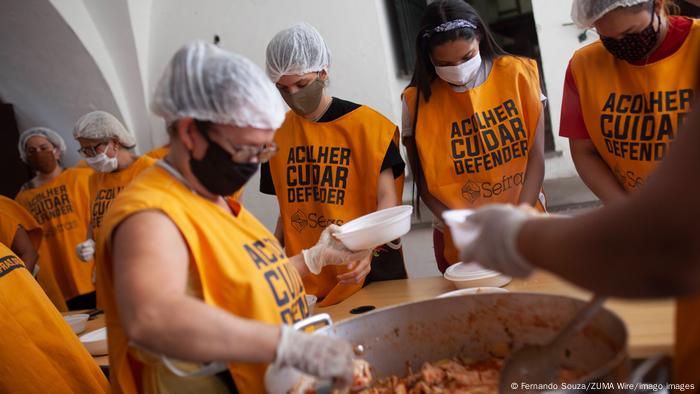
[189,128,259,196]
[600,3,660,63]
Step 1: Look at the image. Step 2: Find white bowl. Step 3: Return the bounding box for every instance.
[80,327,108,356]
[444,262,511,289]
[436,287,509,298]
[305,294,317,315]
[441,209,480,248]
[335,205,413,251]
[64,313,89,335]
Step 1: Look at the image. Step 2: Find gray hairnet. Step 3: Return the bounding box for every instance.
[266,23,331,83]
[571,0,650,28]
[151,41,285,130]
[18,127,67,162]
[73,111,137,148]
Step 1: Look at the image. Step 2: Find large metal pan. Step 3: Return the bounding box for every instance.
[302,293,630,388]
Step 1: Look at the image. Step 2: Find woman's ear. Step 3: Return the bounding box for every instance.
[177,118,197,151]
[319,69,329,81]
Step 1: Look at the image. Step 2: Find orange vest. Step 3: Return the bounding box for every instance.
[267,106,403,306]
[15,168,93,308]
[404,56,543,263]
[0,242,109,393]
[88,155,156,239]
[96,164,309,394]
[569,20,700,192]
[0,195,42,250]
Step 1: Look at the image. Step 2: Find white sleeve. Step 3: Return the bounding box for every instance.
[401,95,413,138]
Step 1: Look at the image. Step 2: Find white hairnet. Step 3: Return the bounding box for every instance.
[266,23,331,83]
[18,127,67,162]
[571,0,650,28]
[73,111,137,148]
[151,41,285,130]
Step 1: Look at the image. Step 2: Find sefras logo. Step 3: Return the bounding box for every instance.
[291,210,308,232]
[461,181,481,203]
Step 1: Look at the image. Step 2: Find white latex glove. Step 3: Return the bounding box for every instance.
[76,239,95,262]
[264,364,316,394]
[456,204,542,278]
[302,224,371,275]
[273,325,354,389]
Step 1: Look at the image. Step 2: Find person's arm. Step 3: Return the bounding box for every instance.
[403,136,449,219]
[570,139,627,204]
[519,106,700,298]
[11,226,38,273]
[113,210,280,363]
[376,167,398,210]
[518,106,545,206]
[274,215,285,246]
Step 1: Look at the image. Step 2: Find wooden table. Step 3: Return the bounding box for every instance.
[67,271,675,367]
[318,271,675,359]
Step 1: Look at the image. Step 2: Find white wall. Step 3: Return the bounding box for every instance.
[532,0,597,179]
[0,0,122,166]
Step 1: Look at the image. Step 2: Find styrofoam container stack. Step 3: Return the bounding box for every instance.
[335,205,413,251]
[443,262,512,289]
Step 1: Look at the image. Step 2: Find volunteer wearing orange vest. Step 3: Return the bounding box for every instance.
[0,195,42,275]
[73,111,155,273]
[0,242,109,393]
[262,23,407,307]
[15,127,93,311]
[562,0,700,387]
[563,0,699,202]
[96,42,366,394]
[402,0,546,273]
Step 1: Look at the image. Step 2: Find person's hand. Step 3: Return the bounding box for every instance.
[337,254,372,285]
[273,325,354,389]
[302,224,371,275]
[264,364,315,394]
[76,239,96,262]
[456,204,543,278]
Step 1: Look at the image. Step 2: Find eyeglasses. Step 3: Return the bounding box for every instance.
[230,143,279,163]
[77,141,110,158]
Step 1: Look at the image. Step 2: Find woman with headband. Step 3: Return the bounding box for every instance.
[402,0,546,273]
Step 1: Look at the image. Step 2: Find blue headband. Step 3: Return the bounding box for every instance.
[422,19,477,39]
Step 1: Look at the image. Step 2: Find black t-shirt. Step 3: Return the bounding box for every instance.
[259,97,405,195]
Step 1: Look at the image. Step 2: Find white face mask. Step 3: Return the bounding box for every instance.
[86,152,118,173]
[433,52,482,86]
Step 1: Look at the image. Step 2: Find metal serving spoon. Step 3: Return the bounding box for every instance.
[499,295,607,393]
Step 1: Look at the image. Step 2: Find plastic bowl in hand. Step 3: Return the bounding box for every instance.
[335,205,413,251]
[63,313,89,335]
[80,327,108,356]
[442,209,480,248]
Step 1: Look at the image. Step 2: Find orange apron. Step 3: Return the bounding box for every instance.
[15,167,93,309]
[0,242,109,393]
[569,20,700,192]
[267,106,403,306]
[96,164,309,394]
[404,56,544,264]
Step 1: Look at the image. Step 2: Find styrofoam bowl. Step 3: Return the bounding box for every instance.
[442,209,480,248]
[305,294,317,315]
[444,262,511,289]
[436,287,510,298]
[64,313,89,335]
[80,327,108,356]
[335,205,413,251]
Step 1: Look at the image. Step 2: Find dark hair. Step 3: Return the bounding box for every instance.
[409,0,508,103]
